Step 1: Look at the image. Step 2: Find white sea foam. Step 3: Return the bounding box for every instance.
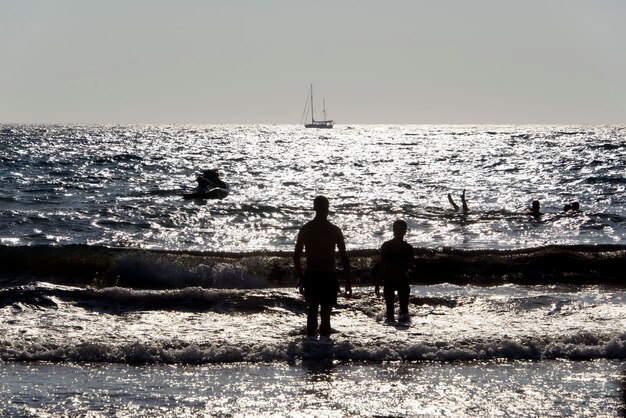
[1,283,624,363]
[1,280,625,416]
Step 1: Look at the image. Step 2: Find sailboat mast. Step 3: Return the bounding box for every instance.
[303,83,332,128]
[310,84,314,123]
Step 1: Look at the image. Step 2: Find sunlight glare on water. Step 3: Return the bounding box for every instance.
[0,124,624,251]
[0,360,622,417]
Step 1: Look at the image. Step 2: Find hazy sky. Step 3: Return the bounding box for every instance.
[1,1,625,124]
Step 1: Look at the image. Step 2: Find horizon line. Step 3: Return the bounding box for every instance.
[1,121,624,126]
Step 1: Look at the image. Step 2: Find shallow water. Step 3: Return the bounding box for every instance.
[1,360,623,417]
[2,284,624,363]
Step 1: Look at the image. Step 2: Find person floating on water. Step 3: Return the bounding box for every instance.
[293,196,352,337]
[564,201,580,213]
[375,219,414,323]
[196,169,227,193]
[448,189,469,213]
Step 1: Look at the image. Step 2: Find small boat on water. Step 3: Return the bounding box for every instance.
[182,183,230,200]
[182,169,230,200]
[303,84,333,129]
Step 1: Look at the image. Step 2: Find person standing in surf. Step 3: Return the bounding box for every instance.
[293,196,352,337]
[375,219,414,323]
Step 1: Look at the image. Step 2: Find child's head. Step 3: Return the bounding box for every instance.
[392,219,407,238]
[532,200,540,211]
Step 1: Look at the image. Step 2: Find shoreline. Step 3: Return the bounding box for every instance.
[1,360,623,416]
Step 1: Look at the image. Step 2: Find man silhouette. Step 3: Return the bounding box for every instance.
[294,196,351,336]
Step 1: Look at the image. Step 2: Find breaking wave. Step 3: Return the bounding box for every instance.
[1,244,624,289]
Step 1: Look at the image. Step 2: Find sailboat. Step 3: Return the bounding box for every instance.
[303,84,334,129]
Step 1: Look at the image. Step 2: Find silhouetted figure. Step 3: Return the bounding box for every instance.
[530,200,542,218]
[448,189,469,213]
[375,220,414,323]
[197,169,227,192]
[294,196,351,336]
[184,168,230,200]
[196,176,211,193]
[563,201,581,215]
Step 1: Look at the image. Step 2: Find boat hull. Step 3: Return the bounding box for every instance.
[305,121,333,129]
[182,185,230,200]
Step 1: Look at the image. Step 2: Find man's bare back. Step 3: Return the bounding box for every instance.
[295,218,345,272]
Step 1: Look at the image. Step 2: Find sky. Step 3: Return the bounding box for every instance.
[1,0,625,124]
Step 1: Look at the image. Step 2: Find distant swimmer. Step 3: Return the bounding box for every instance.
[530,200,542,218]
[375,220,414,323]
[448,189,469,213]
[293,196,352,337]
[564,201,580,212]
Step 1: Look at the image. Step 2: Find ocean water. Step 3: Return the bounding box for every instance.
[0,282,625,416]
[0,124,624,250]
[1,124,625,416]
[1,360,624,416]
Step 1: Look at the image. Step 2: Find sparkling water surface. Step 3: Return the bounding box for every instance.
[1,124,624,251]
[2,284,624,365]
[1,360,623,417]
[1,124,625,417]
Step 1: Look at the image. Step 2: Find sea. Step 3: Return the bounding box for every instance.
[0,124,625,416]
